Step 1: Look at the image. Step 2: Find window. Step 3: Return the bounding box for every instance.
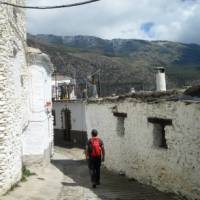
[117,117,125,136]
[113,112,127,136]
[148,117,172,149]
[52,110,56,126]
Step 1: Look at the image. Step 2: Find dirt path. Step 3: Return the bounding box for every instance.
[2,147,181,200]
[54,147,180,200]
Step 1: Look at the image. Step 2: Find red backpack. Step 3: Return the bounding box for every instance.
[89,137,101,157]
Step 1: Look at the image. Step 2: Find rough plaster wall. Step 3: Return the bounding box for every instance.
[22,59,54,165]
[0,0,27,194]
[86,101,200,200]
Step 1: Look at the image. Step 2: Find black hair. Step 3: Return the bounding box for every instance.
[91,129,98,137]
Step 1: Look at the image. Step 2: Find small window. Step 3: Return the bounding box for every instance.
[117,117,125,136]
[52,110,56,126]
[113,112,127,136]
[148,117,172,149]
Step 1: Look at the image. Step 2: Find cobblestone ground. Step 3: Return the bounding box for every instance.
[53,147,181,200]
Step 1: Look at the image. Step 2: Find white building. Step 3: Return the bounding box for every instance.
[85,91,200,200]
[0,2,54,194]
[53,100,87,147]
[0,0,28,194]
[22,48,54,166]
[52,75,77,100]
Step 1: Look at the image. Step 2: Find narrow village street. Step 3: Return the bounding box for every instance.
[2,146,181,200]
[0,1,200,199]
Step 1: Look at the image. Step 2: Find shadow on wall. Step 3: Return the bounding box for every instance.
[51,158,179,200]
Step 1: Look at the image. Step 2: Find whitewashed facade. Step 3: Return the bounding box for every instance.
[0,1,54,194]
[22,48,54,166]
[54,101,86,132]
[85,93,200,200]
[53,100,87,147]
[0,0,28,194]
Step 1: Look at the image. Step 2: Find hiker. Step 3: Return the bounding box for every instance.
[86,129,105,188]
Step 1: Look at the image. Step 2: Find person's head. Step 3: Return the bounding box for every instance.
[91,129,98,137]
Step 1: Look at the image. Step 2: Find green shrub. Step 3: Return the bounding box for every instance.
[21,165,36,182]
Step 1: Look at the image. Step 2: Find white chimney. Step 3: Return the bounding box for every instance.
[93,84,98,98]
[70,86,77,100]
[130,87,135,93]
[70,79,77,100]
[155,67,166,91]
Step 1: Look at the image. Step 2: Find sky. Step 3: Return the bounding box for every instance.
[26,0,200,44]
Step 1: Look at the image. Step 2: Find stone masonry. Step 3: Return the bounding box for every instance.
[0,0,28,194]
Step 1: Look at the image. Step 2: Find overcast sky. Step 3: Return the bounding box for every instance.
[26,0,200,44]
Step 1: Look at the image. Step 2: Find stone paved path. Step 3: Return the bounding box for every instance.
[53,147,180,200]
[2,147,182,200]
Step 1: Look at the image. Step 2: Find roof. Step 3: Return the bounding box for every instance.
[87,89,200,104]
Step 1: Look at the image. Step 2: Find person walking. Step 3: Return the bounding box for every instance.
[86,129,105,188]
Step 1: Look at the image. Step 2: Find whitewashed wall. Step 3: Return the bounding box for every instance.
[86,99,200,200]
[53,101,86,132]
[0,0,28,194]
[22,48,54,166]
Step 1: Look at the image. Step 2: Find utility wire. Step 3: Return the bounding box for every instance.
[0,0,100,9]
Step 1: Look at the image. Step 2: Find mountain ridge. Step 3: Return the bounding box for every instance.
[27,33,200,96]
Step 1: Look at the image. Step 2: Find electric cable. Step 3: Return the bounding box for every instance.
[0,0,101,9]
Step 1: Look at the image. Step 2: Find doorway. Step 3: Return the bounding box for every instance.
[62,108,71,141]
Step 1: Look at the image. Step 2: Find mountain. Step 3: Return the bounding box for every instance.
[27,34,200,96]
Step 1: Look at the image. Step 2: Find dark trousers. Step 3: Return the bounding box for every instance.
[88,156,101,184]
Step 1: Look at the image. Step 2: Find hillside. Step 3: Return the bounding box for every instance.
[27,34,200,96]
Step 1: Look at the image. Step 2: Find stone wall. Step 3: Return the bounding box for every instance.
[0,0,27,194]
[85,96,200,200]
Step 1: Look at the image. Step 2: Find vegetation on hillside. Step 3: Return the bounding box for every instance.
[27,34,200,96]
